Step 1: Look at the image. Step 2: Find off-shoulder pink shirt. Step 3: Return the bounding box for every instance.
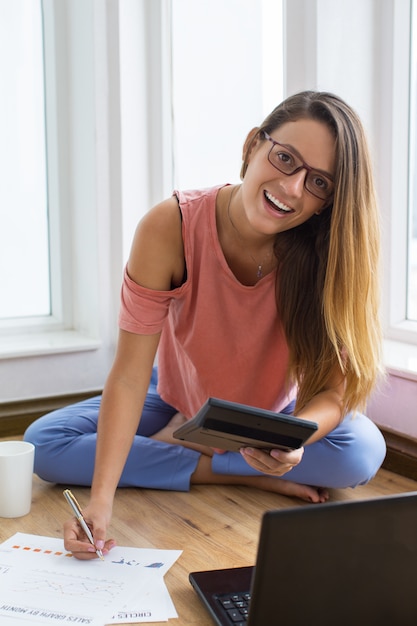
[119,185,296,418]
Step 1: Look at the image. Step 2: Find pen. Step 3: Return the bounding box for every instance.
[63,489,104,560]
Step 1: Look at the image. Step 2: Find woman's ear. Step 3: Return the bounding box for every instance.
[240,127,261,179]
[319,196,334,213]
[242,127,260,160]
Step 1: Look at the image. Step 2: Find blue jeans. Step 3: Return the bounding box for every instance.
[24,367,386,491]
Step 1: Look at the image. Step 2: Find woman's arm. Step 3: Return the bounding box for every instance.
[295,363,346,443]
[240,362,346,475]
[64,196,185,558]
[91,195,186,503]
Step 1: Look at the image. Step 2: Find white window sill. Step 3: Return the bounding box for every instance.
[1,332,416,386]
[383,339,417,383]
[0,330,101,359]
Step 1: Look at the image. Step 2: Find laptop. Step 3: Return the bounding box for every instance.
[173,397,318,452]
[189,491,417,625]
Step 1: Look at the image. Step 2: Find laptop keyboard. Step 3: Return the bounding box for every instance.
[216,591,251,625]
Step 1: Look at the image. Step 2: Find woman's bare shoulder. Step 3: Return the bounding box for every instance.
[127,196,185,291]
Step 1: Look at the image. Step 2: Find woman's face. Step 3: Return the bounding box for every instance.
[241,118,336,235]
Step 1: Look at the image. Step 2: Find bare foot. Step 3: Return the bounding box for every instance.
[190,455,329,504]
[246,474,329,503]
[151,412,215,456]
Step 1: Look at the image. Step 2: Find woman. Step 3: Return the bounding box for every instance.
[24,91,386,559]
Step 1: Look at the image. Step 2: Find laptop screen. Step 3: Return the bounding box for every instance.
[248,492,417,625]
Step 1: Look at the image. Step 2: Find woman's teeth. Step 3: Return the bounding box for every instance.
[264,191,292,213]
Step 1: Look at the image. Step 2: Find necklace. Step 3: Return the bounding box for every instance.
[226,186,273,280]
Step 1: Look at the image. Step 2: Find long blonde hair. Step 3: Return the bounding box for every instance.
[243,91,383,414]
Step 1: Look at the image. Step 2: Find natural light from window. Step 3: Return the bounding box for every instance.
[0,0,50,320]
[408,0,417,321]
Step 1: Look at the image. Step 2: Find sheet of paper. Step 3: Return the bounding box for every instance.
[0,533,182,625]
[105,546,180,623]
[109,578,176,624]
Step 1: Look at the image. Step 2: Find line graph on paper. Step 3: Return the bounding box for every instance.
[11,568,126,601]
[0,533,182,625]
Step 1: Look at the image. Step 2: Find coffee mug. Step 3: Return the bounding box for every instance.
[0,441,35,518]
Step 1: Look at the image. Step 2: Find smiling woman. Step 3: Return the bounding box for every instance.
[24,90,387,562]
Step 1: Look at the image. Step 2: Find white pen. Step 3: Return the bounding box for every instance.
[63,489,104,560]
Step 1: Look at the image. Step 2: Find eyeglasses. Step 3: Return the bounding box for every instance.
[262,131,334,201]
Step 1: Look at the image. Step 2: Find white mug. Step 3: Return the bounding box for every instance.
[0,441,35,518]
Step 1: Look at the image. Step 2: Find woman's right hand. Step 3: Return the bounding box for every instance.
[63,500,116,560]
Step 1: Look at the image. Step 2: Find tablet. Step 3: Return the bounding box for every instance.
[173,398,318,452]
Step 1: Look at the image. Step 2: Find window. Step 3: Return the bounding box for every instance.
[381,0,417,346]
[0,0,115,401]
[408,1,417,321]
[0,0,50,319]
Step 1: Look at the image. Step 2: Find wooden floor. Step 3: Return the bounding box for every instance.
[1,447,417,625]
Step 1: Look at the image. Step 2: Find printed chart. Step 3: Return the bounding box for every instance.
[0,533,182,625]
[12,569,127,600]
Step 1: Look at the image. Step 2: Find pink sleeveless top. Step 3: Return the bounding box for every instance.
[119,185,296,418]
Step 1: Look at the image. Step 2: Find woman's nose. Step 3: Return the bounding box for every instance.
[279,168,307,197]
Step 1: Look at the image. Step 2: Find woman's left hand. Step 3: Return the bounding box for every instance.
[239,446,304,476]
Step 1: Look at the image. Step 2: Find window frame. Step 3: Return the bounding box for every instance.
[377,0,417,381]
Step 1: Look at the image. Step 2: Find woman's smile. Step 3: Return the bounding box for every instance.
[263,190,294,216]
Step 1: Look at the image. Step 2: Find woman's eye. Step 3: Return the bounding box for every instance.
[276,151,293,166]
[312,175,328,190]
